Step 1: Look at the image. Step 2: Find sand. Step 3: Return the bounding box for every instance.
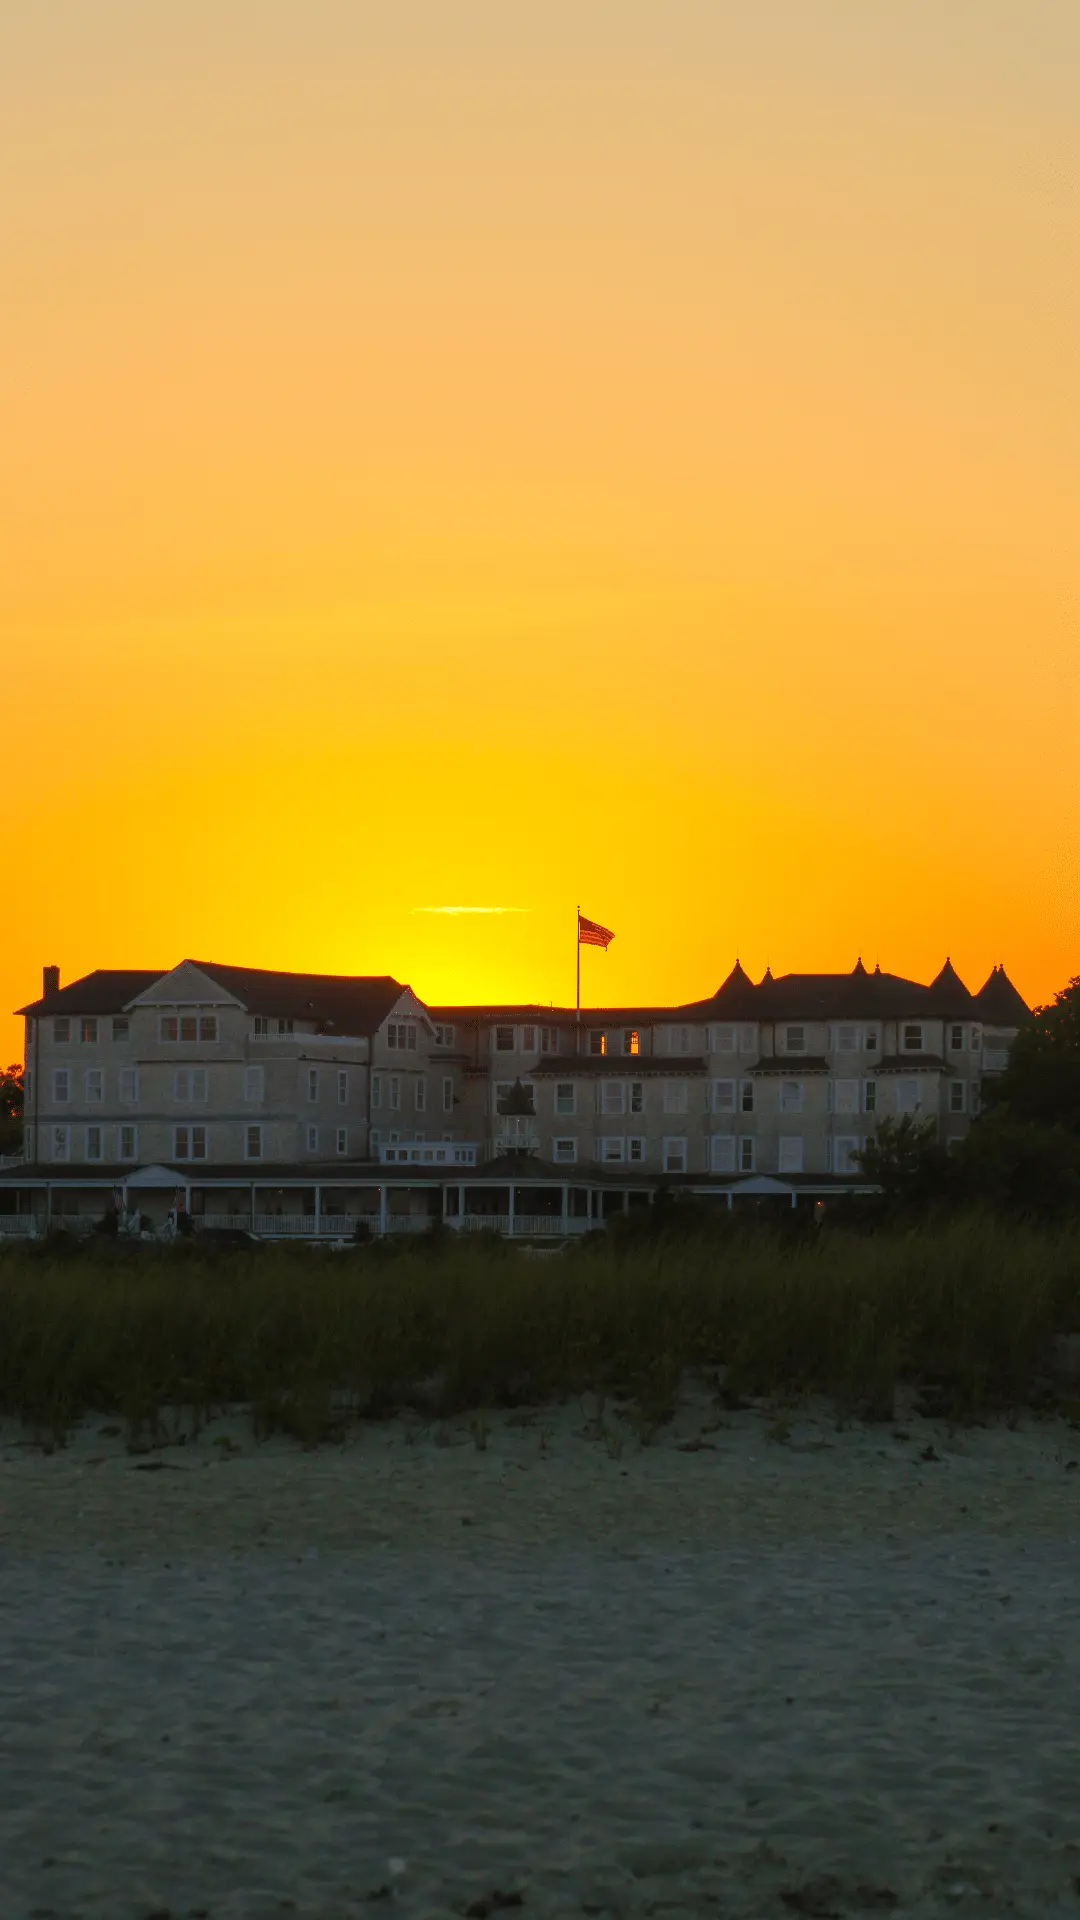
[2,1380,1080,1920]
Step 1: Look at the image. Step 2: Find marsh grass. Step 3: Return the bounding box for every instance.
[0,1211,1078,1446]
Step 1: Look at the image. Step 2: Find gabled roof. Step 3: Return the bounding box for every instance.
[17,970,166,1017]
[185,962,409,1032]
[974,965,1031,1026]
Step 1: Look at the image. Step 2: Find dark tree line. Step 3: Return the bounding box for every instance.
[0,1064,23,1156]
[858,976,1080,1218]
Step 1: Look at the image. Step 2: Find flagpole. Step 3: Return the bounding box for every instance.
[575,904,581,1024]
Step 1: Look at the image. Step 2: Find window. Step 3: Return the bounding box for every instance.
[495,1027,515,1053]
[179,1015,198,1042]
[53,1069,70,1103]
[389,1076,401,1111]
[415,1077,426,1112]
[601,1081,626,1116]
[553,1138,577,1164]
[175,1125,207,1161]
[173,1069,208,1102]
[896,1078,920,1114]
[600,1137,625,1163]
[780,1079,804,1114]
[738,1137,756,1173]
[522,1026,536,1052]
[863,1079,877,1113]
[663,1138,687,1173]
[740,1080,755,1113]
[833,1138,861,1175]
[836,1025,859,1052]
[244,1065,264,1101]
[245,1125,262,1160]
[52,1125,70,1161]
[971,1026,982,1053]
[119,1125,137,1161]
[85,1068,103,1103]
[276,1018,294,1036]
[53,1017,71,1043]
[589,1031,606,1056]
[555,1082,576,1116]
[784,1025,805,1054]
[903,1024,924,1053]
[832,1079,859,1115]
[308,1068,319,1102]
[493,1081,512,1114]
[442,1076,453,1113]
[307,1125,319,1152]
[112,1017,130,1042]
[336,1128,348,1155]
[80,1017,98,1044]
[253,1016,269,1036]
[199,1015,218,1043]
[159,1015,179,1043]
[434,1023,455,1047]
[739,1025,758,1054]
[625,1030,640,1056]
[540,1027,557,1054]
[85,1125,103,1161]
[337,1071,348,1105]
[630,1081,644,1114]
[865,1029,879,1051]
[628,1136,645,1162]
[371,1074,382,1108]
[712,1024,735,1053]
[949,1080,967,1113]
[712,1079,736,1113]
[949,1024,964,1052]
[710,1135,736,1173]
[778,1136,803,1174]
[663,1081,688,1115]
[670,1025,692,1055]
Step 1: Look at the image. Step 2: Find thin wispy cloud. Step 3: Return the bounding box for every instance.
[412,905,529,916]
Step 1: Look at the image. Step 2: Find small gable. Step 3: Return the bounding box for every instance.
[126,962,246,1010]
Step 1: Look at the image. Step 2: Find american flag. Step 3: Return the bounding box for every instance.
[578,912,614,949]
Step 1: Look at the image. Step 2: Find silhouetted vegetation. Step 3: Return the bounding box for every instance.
[0,1063,23,1157]
[2,1210,1079,1445]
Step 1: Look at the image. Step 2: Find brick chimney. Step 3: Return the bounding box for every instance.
[42,965,60,998]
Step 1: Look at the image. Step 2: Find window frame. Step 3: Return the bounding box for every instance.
[552,1137,578,1164]
[336,1127,348,1155]
[902,1023,924,1053]
[494,1026,516,1053]
[662,1136,688,1174]
[119,1124,138,1161]
[244,1124,263,1161]
[80,1016,99,1045]
[738,1136,756,1174]
[712,1078,736,1113]
[662,1079,689,1116]
[52,1124,71,1161]
[777,1134,804,1174]
[84,1067,104,1104]
[52,1068,70,1104]
[111,1017,130,1043]
[442,1075,454,1113]
[53,1017,71,1044]
[779,1078,804,1115]
[554,1082,576,1117]
[710,1134,736,1173]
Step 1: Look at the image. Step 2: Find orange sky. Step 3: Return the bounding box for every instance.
[2,1,1077,1063]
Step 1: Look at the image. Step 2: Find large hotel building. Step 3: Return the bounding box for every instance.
[0,955,1030,1238]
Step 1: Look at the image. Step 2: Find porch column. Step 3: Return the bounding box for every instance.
[561,1181,568,1232]
[378,1184,387,1235]
[508,1184,516,1236]
[459,1183,465,1224]
[250,1184,257,1229]
[791,1190,797,1210]
[623,1191,630,1213]
[727,1191,733,1211]
[314,1185,321,1236]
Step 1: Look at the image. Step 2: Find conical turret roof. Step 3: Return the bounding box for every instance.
[975,965,1031,1025]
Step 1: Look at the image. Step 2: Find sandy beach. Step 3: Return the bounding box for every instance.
[3,1381,1080,1920]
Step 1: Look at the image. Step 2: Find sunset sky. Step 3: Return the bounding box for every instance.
[2,1,1077,1063]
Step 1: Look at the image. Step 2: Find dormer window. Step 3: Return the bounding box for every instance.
[949,1024,964,1051]
[784,1026,805,1054]
[389,1022,416,1050]
[625,1030,640,1056]
[494,1026,515,1053]
[589,1031,607,1056]
[903,1024,924,1053]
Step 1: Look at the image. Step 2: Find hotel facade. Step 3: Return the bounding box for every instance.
[0,955,1030,1238]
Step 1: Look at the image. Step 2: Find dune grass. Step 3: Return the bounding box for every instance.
[1,1210,1079,1446]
